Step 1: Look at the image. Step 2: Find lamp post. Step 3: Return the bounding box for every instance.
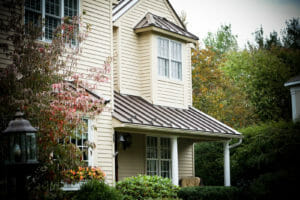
[2,111,38,200]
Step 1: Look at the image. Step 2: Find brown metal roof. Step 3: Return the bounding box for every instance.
[113,92,240,136]
[134,12,199,41]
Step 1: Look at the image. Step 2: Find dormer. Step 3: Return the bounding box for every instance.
[112,0,198,109]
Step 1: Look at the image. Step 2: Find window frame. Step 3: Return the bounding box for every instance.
[24,0,80,42]
[157,36,182,81]
[146,136,172,179]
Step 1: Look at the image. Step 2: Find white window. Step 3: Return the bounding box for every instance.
[158,37,182,80]
[68,118,93,166]
[25,0,79,41]
[146,136,172,178]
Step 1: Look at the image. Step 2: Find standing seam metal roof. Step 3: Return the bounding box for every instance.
[113,92,241,136]
[134,12,199,41]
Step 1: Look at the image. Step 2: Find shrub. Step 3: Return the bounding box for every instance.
[116,175,179,200]
[75,179,123,200]
[62,167,105,184]
[177,186,240,200]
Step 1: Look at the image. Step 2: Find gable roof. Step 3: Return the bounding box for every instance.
[113,92,241,138]
[134,12,198,41]
[112,0,186,29]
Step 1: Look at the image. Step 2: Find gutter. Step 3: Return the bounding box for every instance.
[114,123,242,140]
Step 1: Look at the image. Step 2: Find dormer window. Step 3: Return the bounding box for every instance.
[158,37,182,81]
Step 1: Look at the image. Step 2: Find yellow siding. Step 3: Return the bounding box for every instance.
[80,0,114,184]
[118,133,146,180]
[178,138,195,178]
[114,0,193,109]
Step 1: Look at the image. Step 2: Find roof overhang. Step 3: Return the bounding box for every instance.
[113,118,243,141]
[135,26,198,43]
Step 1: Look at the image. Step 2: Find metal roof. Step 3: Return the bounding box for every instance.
[134,13,199,41]
[113,92,241,136]
[284,75,300,87]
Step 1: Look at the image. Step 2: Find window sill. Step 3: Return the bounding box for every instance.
[61,181,87,191]
[157,77,184,85]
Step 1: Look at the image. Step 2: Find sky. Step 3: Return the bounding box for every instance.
[169,0,300,48]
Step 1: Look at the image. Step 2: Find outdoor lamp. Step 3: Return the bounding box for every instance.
[2,111,38,165]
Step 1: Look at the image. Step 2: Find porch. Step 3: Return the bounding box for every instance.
[112,92,242,186]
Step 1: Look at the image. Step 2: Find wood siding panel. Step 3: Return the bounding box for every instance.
[118,134,146,180]
[81,0,114,185]
[178,138,194,179]
[116,0,184,100]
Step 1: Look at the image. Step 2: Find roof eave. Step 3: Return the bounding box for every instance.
[134,26,198,43]
[113,120,243,140]
[284,81,300,87]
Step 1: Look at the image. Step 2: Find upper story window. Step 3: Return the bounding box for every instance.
[158,37,182,81]
[25,0,79,41]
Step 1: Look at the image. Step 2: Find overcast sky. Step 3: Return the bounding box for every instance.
[169,0,300,48]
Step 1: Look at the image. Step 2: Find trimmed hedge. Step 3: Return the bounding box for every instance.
[177,186,240,200]
[116,175,179,200]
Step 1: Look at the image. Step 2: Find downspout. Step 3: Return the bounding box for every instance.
[224,138,242,186]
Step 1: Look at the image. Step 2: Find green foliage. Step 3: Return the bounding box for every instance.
[231,121,300,186]
[192,45,256,128]
[203,24,238,58]
[75,180,123,200]
[116,175,179,200]
[281,18,300,49]
[222,49,292,121]
[194,142,224,186]
[177,186,240,200]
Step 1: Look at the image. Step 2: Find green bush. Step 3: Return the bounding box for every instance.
[75,179,123,200]
[116,175,179,200]
[177,186,240,200]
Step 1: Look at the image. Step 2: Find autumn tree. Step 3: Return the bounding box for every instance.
[0,0,111,198]
[192,44,256,128]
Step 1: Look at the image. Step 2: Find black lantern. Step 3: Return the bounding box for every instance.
[2,111,38,165]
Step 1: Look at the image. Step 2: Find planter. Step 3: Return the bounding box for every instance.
[61,181,87,191]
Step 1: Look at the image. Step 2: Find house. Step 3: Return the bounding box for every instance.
[0,0,242,187]
[285,75,300,122]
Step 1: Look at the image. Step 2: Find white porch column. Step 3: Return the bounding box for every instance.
[171,137,179,186]
[224,140,231,186]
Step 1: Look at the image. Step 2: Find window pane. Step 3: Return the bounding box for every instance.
[171,41,181,61]
[158,58,169,77]
[161,160,171,178]
[158,38,169,58]
[64,0,78,17]
[147,160,158,176]
[160,138,170,159]
[25,0,41,11]
[25,10,42,26]
[146,136,157,158]
[45,16,60,40]
[171,61,182,80]
[46,0,60,16]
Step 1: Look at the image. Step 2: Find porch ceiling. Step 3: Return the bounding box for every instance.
[113,92,242,139]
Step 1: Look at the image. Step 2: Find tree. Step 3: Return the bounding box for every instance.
[203,24,238,58]
[0,0,111,198]
[282,18,300,49]
[222,49,291,121]
[192,44,256,128]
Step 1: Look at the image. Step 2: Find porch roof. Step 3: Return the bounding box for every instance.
[113,92,241,138]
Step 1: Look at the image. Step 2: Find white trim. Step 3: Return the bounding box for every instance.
[224,140,230,186]
[88,119,94,166]
[112,0,139,22]
[171,137,178,185]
